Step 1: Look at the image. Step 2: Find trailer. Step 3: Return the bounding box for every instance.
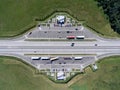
[74,57,83,60]
[64,57,72,60]
[66,36,75,39]
[31,57,40,60]
[50,57,59,61]
[76,36,85,39]
[41,57,50,60]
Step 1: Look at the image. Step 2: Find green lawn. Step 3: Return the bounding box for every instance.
[0,56,120,90]
[71,56,120,90]
[0,0,118,37]
[0,56,70,90]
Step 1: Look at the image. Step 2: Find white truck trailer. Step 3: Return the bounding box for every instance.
[76,36,85,39]
[31,57,40,60]
[41,57,50,60]
[50,57,59,61]
[74,57,83,60]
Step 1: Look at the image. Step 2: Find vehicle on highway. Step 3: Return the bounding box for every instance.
[71,43,75,47]
[76,36,85,39]
[95,44,98,46]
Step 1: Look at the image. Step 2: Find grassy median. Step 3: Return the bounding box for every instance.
[0,0,118,37]
[0,56,120,90]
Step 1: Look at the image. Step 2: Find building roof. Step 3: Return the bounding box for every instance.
[56,15,65,23]
[56,16,65,21]
[57,71,66,80]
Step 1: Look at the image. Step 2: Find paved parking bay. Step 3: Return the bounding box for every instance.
[26,26,97,39]
[29,56,95,71]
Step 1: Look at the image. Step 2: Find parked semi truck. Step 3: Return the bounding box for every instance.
[74,57,83,60]
[76,36,85,39]
[41,57,50,60]
[31,57,40,60]
[67,36,75,39]
[50,57,59,61]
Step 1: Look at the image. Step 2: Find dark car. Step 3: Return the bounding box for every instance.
[38,25,40,27]
[95,44,98,46]
[75,28,78,30]
[67,31,70,33]
[29,32,32,35]
[71,43,75,47]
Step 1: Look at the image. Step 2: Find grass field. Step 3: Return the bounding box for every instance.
[71,56,120,90]
[0,0,118,37]
[0,56,70,90]
[0,56,120,90]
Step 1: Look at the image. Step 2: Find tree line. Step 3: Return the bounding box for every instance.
[96,0,120,34]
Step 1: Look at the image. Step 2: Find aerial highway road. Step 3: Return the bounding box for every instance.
[0,40,120,55]
[0,38,120,71]
[0,29,120,72]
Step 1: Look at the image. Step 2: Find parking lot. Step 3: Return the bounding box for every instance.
[25,14,100,40]
[24,15,97,73]
[28,56,95,72]
[26,26,97,39]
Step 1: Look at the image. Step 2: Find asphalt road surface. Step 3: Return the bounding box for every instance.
[0,40,120,55]
[0,30,120,70]
[26,26,100,40]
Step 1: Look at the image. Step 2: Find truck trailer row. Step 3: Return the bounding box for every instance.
[31,57,83,60]
[67,36,85,39]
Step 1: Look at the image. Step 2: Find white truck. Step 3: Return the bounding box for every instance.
[76,36,85,39]
[31,57,40,60]
[41,57,50,60]
[74,57,83,60]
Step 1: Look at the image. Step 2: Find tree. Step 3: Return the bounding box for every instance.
[96,0,120,34]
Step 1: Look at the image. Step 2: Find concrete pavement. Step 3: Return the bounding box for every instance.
[0,39,120,55]
[0,28,120,72]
